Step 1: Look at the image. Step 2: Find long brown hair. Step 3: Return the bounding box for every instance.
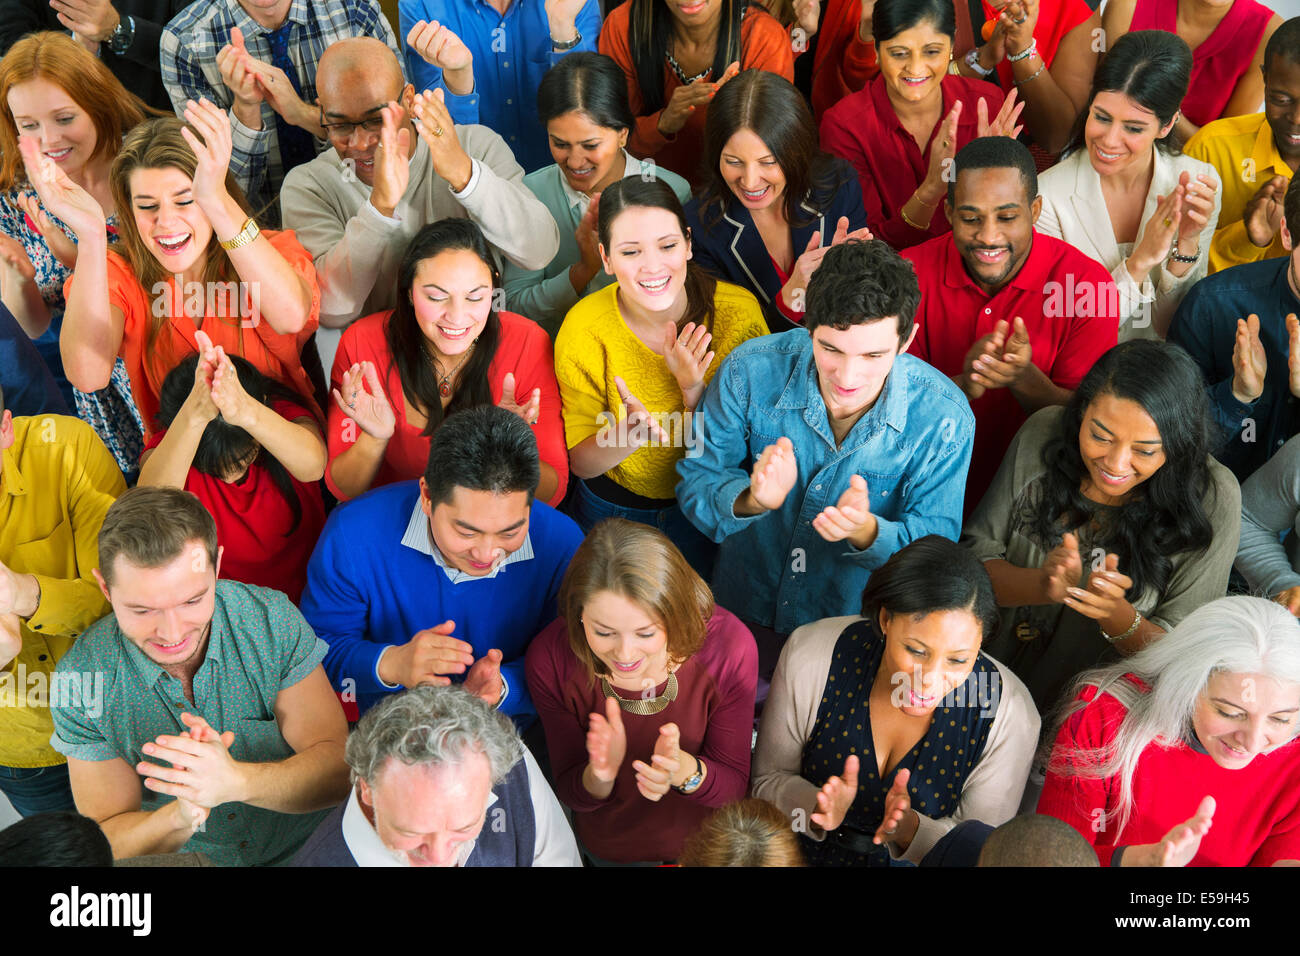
[0,31,152,191]
[110,117,254,367]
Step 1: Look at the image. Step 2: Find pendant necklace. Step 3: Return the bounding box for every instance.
[435,343,474,398]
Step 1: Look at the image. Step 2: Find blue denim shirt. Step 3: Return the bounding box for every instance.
[677,330,974,634]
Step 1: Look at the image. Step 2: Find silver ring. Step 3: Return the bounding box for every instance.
[1014,15,1026,23]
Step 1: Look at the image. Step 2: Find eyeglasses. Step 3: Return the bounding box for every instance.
[319,111,386,141]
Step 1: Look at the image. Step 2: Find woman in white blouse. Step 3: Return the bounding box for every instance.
[752,535,1039,867]
[1036,30,1220,341]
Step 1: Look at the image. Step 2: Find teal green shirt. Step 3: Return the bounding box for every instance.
[503,151,693,338]
[49,579,331,866]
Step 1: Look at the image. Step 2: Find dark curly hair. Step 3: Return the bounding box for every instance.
[803,239,920,339]
[1029,340,1217,602]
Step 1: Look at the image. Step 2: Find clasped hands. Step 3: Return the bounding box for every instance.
[958,316,1032,401]
[136,711,242,834]
[1042,531,1135,629]
[586,697,695,801]
[745,437,878,550]
[379,619,505,706]
[812,755,919,851]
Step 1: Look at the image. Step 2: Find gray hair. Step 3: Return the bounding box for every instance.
[1045,596,1300,840]
[346,686,524,788]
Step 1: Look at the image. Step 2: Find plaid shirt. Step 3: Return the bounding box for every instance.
[161,0,403,209]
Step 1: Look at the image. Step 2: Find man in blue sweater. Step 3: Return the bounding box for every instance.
[300,405,583,724]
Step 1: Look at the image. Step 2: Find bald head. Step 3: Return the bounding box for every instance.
[317,37,405,104]
[977,814,1100,867]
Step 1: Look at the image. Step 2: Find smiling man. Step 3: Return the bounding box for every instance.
[677,239,974,683]
[903,136,1117,511]
[49,486,350,865]
[299,404,583,724]
[280,37,559,336]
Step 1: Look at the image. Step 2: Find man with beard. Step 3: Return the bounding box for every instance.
[902,136,1118,511]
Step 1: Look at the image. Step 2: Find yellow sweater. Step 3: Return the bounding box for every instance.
[555,280,767,500]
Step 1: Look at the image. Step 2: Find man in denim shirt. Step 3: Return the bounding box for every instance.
[677,240,975,680]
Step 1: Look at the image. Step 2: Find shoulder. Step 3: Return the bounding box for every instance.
[900,231,950,270]
[528,499,584,551]
[651,165,693,202]
[328,479,420,535]
[983,653,1040,731]
[1204,456,1243,514]
[894,353,974,418]
[727,327,807,362]
[338,310,392,354]
[1039,232,1111,278]
[558,286,618,337]
[498,310,552,349]
[1165,151,1218,184]
[214,578,305,626]
[1020,404,1066,447]
[56,612,123,674]
[1038,149,1087,190]
[455,123,513,158]
[522,165,563,198]
[12,412,102,456]
[712,280,763,313]
[741,4,789,40]
[821,83,874,129]
[603,0,631,31]
[281,153,343,200]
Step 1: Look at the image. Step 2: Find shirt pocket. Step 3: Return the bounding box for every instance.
[858,470,904,515]
[8,518,76,577]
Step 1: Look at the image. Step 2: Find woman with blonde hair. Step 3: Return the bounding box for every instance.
[1041,595,1300,866]
[525,517,758,865]
[19,97,322,441]
[677,798,805,866]
[0,31,150,475]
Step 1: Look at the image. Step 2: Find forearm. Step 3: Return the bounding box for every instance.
[208,199,312,334]
[984,558,1053,606]
[327,433,390,501]
[0,272,51,338]
[236,739,350,814]
[231,99,263,132]
[61,234,117,392]
[99,805,195,860]
[537,462,560,505]
[137,415,205,489]
[568,432,634,480]
[581,763,615,800]
[1015,64,1080,154]
[1008,364,1072,414]
[1105,607,1164,656]
[731,487,768,518]
[243,405,325,482]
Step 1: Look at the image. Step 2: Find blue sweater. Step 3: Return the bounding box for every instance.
[299,481,583,721]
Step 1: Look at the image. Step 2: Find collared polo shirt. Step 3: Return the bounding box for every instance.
[49,580,330,866]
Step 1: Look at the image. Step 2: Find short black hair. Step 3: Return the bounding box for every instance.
[1264,16,1300,74]
[0,812,112,866]
[859,535,999,641]
[422,404,540,509]
[977,814,1100,867]
[872,0,956,44]
[803,239,920,340]
[948,136,1038,206]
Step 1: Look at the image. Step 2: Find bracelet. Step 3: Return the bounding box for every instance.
[901,207,929,230]
[1007,38,1038,63]
[1100,609,1142,644]
[551,29,582,51]
[219,216,260,250]
[1168,238,1199,264]
[913,191,939,209]
[964,47,995,77]
[1014,63,1046,86]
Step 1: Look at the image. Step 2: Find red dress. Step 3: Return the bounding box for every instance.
[145,397,326,604]
[1129,0,1274,129]
[1040,679,1300,866]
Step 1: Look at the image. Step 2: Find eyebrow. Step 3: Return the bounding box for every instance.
[125,585,207,612]
[586,617,657,631]
[1093,106,1149,124]
[616,234,680,247]
[1090,419,1161,443]
[905,638,975,655]
[1211,697,1300,714]
[956,202,1022,212]
[452,517,527,534]
[419,282,490,293]
[132,187,193,201]
[722,151,775,162]
[322,105,386,120]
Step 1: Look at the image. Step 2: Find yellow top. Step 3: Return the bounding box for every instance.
[0,414,124,767]
[1184,112,1294,274]
[555,280,767,500]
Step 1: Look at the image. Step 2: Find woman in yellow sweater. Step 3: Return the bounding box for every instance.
[555,177,767,577]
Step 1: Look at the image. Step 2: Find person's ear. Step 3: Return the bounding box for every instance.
[213,545,223,582]
[1159,111,1178,139]
[93,567,111,604]
[685,226,693,261]
[618,128,629,150]
[599,241,613,276]
[878,606,891,634]
[1030,194,1042,225]
[419,477,433,518]
[0,409,13,451]
[944,198,953,226]
[899,323,919,355]
[358,777,374,809]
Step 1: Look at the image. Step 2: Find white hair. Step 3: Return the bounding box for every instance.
[1045,596,1300,840]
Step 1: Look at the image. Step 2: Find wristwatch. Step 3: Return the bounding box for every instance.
[219,217,261,251]
[551,29,582,51]
[672,754,705,794]
[964,48,995,78]
[108,14,135,56]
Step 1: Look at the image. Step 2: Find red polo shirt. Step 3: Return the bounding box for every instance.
[903,231,1118,511]
[820,73,1004,251]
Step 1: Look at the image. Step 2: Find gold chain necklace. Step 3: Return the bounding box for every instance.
[434,343,474,398]
[600,672,679,715]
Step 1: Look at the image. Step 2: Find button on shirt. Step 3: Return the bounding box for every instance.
[676,332,975,634]
[0,415,124,768]
[49,580,331,866]
[398,0,604,173]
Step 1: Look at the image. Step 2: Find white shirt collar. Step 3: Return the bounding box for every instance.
[342,784,498,868]
[559,149,658,213]
[399,497,534,583]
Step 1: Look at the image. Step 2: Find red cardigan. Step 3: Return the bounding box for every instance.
[525,606,758,863]
[1040,680,1300,866]
[326,310,568,505]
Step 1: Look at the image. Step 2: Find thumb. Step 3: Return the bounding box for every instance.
[195,329,215,355]
[1196,794,1216,821]
[850,473,868,495]
[500,371,516,402]
[805,230,822,254]
[843,753,859,781]
[434,618,456,635]
[220,730,236,749]
[1010,315,1030,344]
[605,695,624,729]
[231,26,245,50]
[892,767,911,792]
[1062,531,1079,553]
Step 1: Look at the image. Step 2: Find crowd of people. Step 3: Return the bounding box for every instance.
[2,0,1300,868]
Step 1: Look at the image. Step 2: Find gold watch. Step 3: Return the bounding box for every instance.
[219,217,260,251]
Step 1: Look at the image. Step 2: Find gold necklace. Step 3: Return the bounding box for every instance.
[600,672,679,715]
[434,343,474,398]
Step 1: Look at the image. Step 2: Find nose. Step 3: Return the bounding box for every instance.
[346,125,376,149]
[159,607,187,643]
[469,541,500,565]
[975,217,1002,246]
[1102,445,1132,474]
[424,835,457,866]
[1241,718,1270,755]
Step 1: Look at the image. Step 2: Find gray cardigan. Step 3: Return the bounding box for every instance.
[1237,432,1300,597]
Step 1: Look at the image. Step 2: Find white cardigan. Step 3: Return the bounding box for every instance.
[1036,145,1221,341]
[751,615,1040,864]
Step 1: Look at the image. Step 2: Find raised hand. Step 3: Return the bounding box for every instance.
[614,375,670,447]
[179,99,235,214]
[497,371,541,425]
[976,88,1024,140]
[919,102,961,201]
[1137,796,1215,867]
[659,78,716,136]
[812,474,875,548]
[749,436,798,511]
[406,20,474,75]
[17,136,106,239]
[410,89,473,192]
[999,0,1039,57]
[963,317,1032,397]
[1245,176,1287,248]
[1132,186,1183,277]
[16,193,78,270]
[185,330,221,425]
[378,619,477,688]
[209,347,258,430]
[1042,531,1083,604]
[1065,551,1134,623]
[1231,314,1267,404]
[793,0,821,36]
[810,753,859,832]
[332,361,397,441]
[1287,314,1300,400]
[544,0,586,41]
[464,648,504,706]
[0,234,36,283]
[873,767,914,846]
[1176,170,1218,245]
[49,0,121,43]
[216,26,264,117]
[662,321,714,409]
[586,696,627,784]
[633,722,681,802]
[368,103,412,218]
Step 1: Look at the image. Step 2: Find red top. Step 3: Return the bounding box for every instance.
[525,606,758,863]
[988,0,1093,91]
[903,230,1118,510]
[821,74,1005,251]
[767,252,803,325]
[326,310,568,506]
[1129,0,1274,129]
[808,0,879,118]
[70,229,324,440]
[1040,679,1300,866]
[599,1,794,187]
[144,397,326,604]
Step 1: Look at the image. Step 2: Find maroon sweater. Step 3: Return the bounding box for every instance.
[525,607,758,863]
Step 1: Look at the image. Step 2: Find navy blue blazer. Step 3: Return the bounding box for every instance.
[683,160,866,331]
